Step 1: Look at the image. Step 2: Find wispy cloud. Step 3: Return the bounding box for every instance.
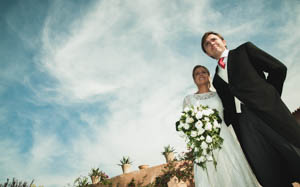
[1,0,299,186]
[275,0,300,111]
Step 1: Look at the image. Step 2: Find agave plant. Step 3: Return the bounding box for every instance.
[73,176,89,187]
[118,156,133,166]
[161,145,176,156]
[88,168,101,177]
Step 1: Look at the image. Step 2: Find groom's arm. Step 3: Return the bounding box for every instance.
[245,42,287,96]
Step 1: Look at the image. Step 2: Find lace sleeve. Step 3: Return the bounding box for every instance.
[182,96,189,110]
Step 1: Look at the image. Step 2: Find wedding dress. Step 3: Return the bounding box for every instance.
[183,92,260,187]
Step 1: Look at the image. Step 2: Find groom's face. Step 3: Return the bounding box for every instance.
[203,34,227,59]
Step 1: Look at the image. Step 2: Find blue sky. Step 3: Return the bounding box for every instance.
[1,0,299,186]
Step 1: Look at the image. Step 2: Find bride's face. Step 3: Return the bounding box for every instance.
[193,67,210,87]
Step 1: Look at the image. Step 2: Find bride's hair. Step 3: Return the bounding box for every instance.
[192,65,210,79]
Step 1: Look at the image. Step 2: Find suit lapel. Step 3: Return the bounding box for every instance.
[227,50,233,84]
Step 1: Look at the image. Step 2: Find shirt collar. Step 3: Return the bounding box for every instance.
[219,49,229,59]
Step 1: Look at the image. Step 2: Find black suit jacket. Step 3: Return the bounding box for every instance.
[213,42,300,148]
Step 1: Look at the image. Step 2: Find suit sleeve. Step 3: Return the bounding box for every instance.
[223,108,232,126]
[245,42,287,95]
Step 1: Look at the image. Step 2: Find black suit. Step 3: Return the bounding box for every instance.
[213,42,300,186]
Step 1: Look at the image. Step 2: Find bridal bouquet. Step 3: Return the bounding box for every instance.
[175,104,224,170]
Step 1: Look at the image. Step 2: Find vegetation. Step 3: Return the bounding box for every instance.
[118,156,133,166]
[126,177,155,187]
[155,150,194,186]
[88,168,101,177]
[70,168,111,187]
[0,178,37,187]
[69,147,194,187]
[127,178,136,187]
[161,145,176,156]
[124,150,194,187]
[73,176,89,187]
[3,149,194,187]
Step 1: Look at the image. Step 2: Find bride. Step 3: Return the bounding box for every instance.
[182,65,260,187]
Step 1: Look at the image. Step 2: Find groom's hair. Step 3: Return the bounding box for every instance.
[192,65,210,80]
[201,31,225,53]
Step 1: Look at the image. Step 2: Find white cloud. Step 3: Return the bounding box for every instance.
[0,140,24,175]
[39,0,299,182]
[2,0,299,186]
[272,1,300,112]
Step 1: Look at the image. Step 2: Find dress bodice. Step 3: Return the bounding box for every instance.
[183,92,224,120]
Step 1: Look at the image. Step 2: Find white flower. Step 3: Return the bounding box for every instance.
[195,101,201,107]
[201,141,208,149]
[177,105,223,169]
[213,120,221,128]
[195,121,203,129]
[206,135,212,143]
[196,156,206,163]
[208,109,214,115]
[203,109,214,116]
[207,155,213,161]
[200,156,206,162]
[178,131,186,138]
[191,131,197,137]
[183,107,190,112]
[183,123,190,130]
[197,127,205,135]
[203,109,210,116]
[178,121,184,129]
[186,117,194,124]
[205,122,212,131]
[195,111,203,119]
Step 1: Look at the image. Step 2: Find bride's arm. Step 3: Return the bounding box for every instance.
[182,96,189,110]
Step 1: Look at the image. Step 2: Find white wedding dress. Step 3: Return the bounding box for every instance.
[183,92,260,187]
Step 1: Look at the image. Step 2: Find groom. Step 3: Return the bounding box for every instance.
[201,31,300,187]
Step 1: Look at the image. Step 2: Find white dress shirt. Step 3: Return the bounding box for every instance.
[217,49,242,113]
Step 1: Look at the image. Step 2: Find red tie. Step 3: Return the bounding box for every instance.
[218,57,225,69]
